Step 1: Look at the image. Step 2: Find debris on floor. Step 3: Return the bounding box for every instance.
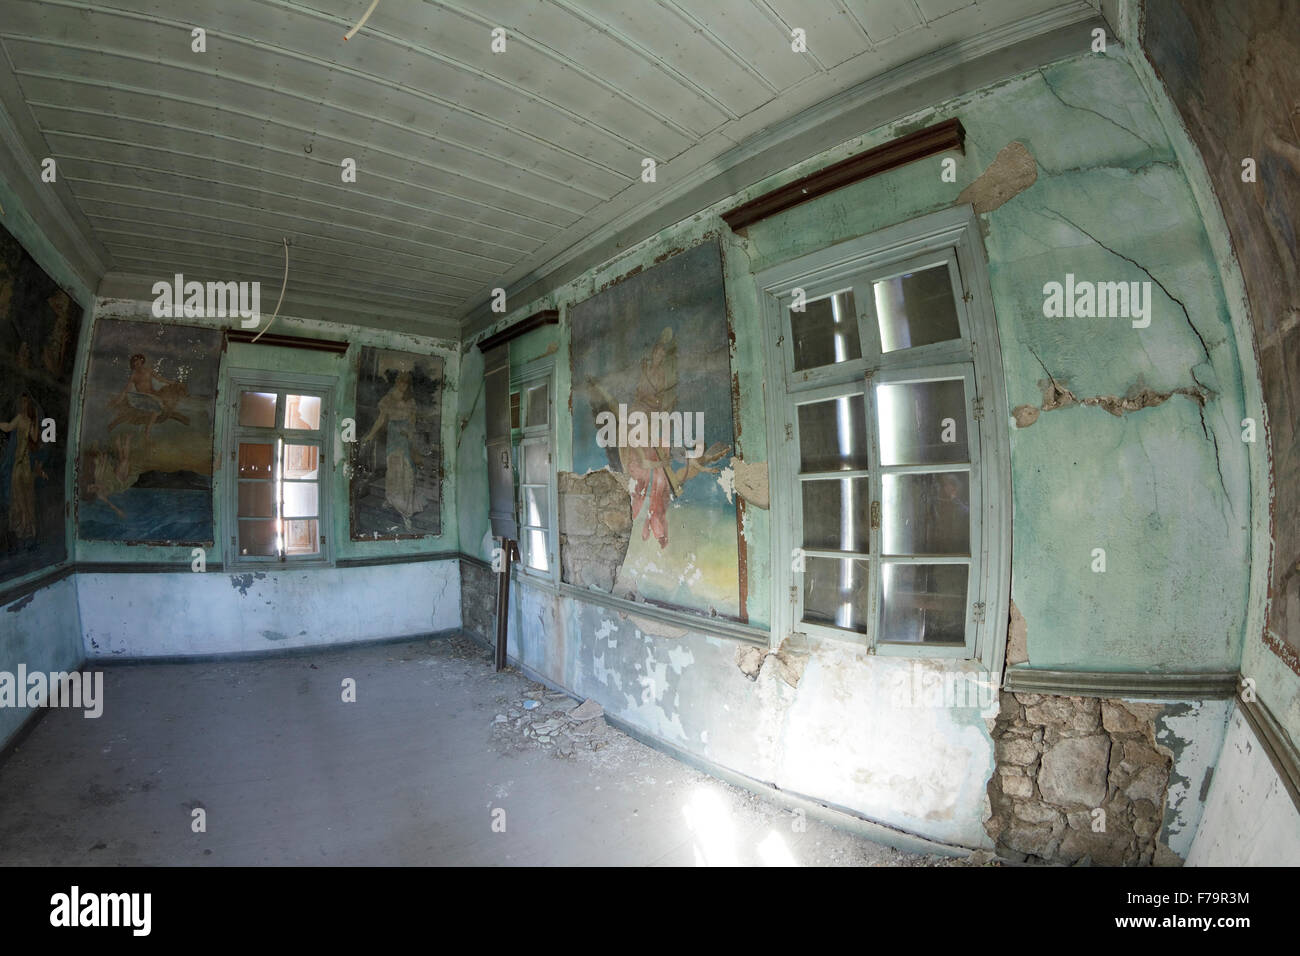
[491,682,614,758]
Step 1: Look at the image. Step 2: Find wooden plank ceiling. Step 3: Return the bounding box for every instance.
[0,0,1093,337]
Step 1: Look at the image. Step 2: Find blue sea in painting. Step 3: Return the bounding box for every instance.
[78,487,213,543]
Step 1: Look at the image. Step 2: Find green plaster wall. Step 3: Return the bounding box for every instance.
[470,49,1257,673]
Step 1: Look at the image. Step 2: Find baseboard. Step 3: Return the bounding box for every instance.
[0,657,89,770]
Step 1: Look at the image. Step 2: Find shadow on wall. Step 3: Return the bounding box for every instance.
[1144,0,1300,670]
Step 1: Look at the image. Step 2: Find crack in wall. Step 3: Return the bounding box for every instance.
[1037,68,1158,153]
[1042,210,1213,365]
[1015,345,1214,424]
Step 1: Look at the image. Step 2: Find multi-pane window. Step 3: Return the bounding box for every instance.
[225,373,333,567]
[511,366,555,579]
[759,209,1008,660]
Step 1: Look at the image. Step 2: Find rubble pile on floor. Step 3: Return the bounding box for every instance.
[490,682,610,758]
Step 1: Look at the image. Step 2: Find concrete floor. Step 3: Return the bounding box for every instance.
[0,633,953,866]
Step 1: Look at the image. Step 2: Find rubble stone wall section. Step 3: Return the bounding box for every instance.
[986,692,1178,865]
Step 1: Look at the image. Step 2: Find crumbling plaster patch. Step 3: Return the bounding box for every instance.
[957,141,1039,213]
[558,469,632,592]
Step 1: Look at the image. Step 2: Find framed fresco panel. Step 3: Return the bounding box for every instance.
[76,319,224,544]
[350,347,444,539]
[0,224,84,582]
[569,240,741,619]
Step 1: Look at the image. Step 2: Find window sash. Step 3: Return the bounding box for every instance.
[225,373,333,569]
[762,212,1003,660]
[512,360,557,582]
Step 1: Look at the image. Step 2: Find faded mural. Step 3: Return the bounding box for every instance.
[350,346,444,538]
[570,239,741,619]
[77,318,224,543]
[0,223,83,583]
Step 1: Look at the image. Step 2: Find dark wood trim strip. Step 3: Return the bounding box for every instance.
[0,564,75,609]
[76,561,225,574]
[475,309,560,352]
[224,329,350,353]
[722,118,965,232]
[335,551,459,569]
[1003,667,1239,700]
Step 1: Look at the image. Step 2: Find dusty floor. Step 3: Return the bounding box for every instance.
[0,633,966,866]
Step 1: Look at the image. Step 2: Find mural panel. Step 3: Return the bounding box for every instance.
[350,347,444,539]
[0,224,83,582]
[570,240,741,619]
[77,319,223,543]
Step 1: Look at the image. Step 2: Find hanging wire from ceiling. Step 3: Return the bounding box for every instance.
[343,0,381,41]
[250,237,289,343]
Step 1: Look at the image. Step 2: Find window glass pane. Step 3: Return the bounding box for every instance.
[510,391,521,430]
[283,481,319,519]
[238,519,278,556]
[283,519,319,556]
[874,264,962,352]
[876,379,968,465]
[238,442,274,478]
[523,442,549,484]
[524,529,549,572]
[801,556,870,634]
[238,391,277,428]
[879,564,968,643]
[798,394,869,472]
[801,478,870,552]
[522,486,548,528]
[791,290,860,371]
[285,394,322,430]
[283,444,319,480]
[882,472,970,555]
[524,382,549,427]
[238,481,274,518]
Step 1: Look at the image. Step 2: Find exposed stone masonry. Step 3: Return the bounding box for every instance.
[558,469,632,592]
[986,692,1178,865]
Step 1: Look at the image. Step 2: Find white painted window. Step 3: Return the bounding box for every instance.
[756,206,1010,664]
[223,370,335,569]
[512,361,557,581]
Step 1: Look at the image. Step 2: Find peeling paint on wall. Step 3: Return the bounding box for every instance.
[1006,598,1029,666]
[957,141,1039,213]
[558,469,632,592]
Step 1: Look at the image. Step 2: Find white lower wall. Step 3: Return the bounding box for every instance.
[77,561,461,658]
[0,575,85,748]
[1186,703,1300,865]
[509,581,996,849]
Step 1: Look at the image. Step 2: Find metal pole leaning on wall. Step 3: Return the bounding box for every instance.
[494,538,517,672]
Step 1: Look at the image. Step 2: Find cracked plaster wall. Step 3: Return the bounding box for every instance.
[477,48,1255,852]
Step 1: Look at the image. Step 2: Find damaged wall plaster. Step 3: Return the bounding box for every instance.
[558,469,632,592]
[957,141,1039,213]
[986,692,1181,865]
[1012,366,1213,428]
[460,560,496,643]
[734,634,808,688]
[1006,599,1029,666]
